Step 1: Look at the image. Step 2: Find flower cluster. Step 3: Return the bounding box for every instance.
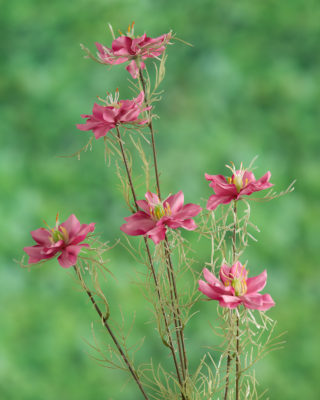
[120,191,202,244]
[205,162,273,210]
[95,22,171,79]
[23,163,274,269]
[24,214,95,268]
[198,262,275,311]
[21,23,285,400]
[77,91,150,139]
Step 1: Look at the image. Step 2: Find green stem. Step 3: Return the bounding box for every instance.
[164,237,188,382]
[138,65,161,199]
[137,63,189,397]
[223,201,238,400]
[236,315,240,400]
[233,201,241,398]
[115,125,185,397]
[74,266,149,400]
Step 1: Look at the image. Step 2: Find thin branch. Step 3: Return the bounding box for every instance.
[73,265,149,400]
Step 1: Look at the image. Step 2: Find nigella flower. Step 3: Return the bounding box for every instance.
[94,22,171,79]
[205,162,273,210]
[120,191,202,244]
[198,262,275,311]
[23,214,95,268]
[76,91,151,139]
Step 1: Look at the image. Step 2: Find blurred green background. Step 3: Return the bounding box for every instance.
[1,0,320,399]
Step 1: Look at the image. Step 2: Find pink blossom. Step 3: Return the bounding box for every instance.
[198,262,275,311]
[23,214,95,268]
[95,23,171,78]
[120,191,202,244]
[76,91,150,139]
[205,163,273,210]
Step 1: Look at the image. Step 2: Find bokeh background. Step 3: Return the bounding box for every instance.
[1,0,320,399]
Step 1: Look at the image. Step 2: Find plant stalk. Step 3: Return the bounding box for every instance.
[115,125,186,397]
[138,65,161,199]
[223,201,238,400]
[138,65,189,394]
[236,315,240,400]
[73,265,149,400]
[164,237,188,382]
[233,201,241,399]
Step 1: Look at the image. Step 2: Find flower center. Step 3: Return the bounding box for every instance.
[231,277,247,296]
[232,174,243,192]
[50,226,69,244]
[226,162,250,192]
[102,89,121,108]
[119,21,135,38]
[151,202,171,220]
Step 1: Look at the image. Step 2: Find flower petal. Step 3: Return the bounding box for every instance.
[23,245,56,264]
[174,203,202,219]
[246,269,267,294]
[145,191,160,206]
[136,199,151,214]
[178,218,197,231]
[60,214,81,241]
[203,268,221,286]
[219,295,242,308]
[242,293,275,311]
[206,194,234,210]
[126,60,140,79]
[230,261,248,280]
[30,228,51,245]
[120,212,156,236]
[71,223,95,245]
[166,191,184,214]
[93,126,112,139]
[57,245,83,268]
[219,264,232,285]
[146,225,167,244]
[112,36,134,55]
[241,171,273,196]
[198,280,222,300]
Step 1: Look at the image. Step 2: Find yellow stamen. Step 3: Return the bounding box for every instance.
[232,278,247,296]
[42,219,50,229]
[150,201,171,220]
[233,175,243,192]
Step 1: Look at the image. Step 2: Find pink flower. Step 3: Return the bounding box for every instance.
[76,91,150,139]
[23,214,95,268]
[205,162,273,210]
[120,191,202,244]
[198,262,275,311]
[95,23,171,78]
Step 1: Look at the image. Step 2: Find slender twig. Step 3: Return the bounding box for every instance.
[138,64,189,395]
[236,315,240,400]
[73,265,149,400]
[224,353,232,400]
[115,125,186,397]
[164,237,188,382]
[138,64,161,199]
[232,201,237,260]
[144,237,185,394]
[232,201,241,399]
[224,201,238,400]
[115,125,138,206]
